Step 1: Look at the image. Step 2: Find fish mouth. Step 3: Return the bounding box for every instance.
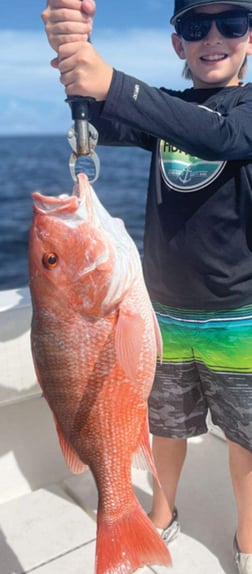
[32,192,79,214]
[32,174,92,225]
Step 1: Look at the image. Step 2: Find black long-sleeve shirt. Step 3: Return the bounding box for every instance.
[90,70,252,310]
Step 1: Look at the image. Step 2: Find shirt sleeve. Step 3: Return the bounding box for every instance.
[89,101,155,150]
[102,70,252,161]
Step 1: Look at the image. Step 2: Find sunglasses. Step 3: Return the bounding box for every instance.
[175,9,252,42]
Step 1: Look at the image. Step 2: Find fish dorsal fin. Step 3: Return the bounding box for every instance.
[115,307,146,382]
[54,418,88,474]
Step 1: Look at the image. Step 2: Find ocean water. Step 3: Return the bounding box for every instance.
[0,135,150,291]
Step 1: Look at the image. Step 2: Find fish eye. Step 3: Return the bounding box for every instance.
[42,252,58,270]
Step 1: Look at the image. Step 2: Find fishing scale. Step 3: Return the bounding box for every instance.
[66,96,100,184]
[66,1,100,184]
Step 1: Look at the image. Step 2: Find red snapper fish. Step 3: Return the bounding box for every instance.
[29,173,171,573]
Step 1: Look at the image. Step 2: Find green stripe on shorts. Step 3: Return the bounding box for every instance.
[154,302,252,373]
[149,303,252,449]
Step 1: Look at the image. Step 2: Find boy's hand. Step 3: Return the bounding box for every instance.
[58,40,113,101]
[41,0,96,53]
[42,0,113,101]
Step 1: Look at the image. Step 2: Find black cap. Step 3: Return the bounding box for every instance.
[171,0,252,24]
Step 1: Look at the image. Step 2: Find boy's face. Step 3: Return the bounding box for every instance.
[172,3,252,88]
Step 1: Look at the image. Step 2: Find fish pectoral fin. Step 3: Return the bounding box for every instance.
[115,308,145,382]
[54,418,88,475]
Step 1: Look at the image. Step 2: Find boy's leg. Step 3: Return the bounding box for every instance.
[149,435,187,529]
[193,305,252,555]
[228,439,252,553]
[148,305,209,530]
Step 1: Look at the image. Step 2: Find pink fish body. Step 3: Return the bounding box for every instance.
[29,173,171,573]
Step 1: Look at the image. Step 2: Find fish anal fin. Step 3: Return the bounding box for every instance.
[115,308,145,382]
[96,497,171,574]
[54,418,88,475]
[132,417,160,485]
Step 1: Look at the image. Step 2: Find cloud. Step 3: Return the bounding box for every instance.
[0,31,61,102]
[93,28,185,85]
[0,28,187,135]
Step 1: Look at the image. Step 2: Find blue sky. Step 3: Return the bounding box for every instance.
[1,0,189,135]
[7,1,252,135]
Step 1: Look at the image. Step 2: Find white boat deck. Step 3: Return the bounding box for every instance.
[0,288,239,574]
[0,431,238,574]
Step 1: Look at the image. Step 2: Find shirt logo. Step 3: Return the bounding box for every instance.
[160,140,226,192]
[132,84,140,101]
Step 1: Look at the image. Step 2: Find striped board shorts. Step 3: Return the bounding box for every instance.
[148,303,252,452]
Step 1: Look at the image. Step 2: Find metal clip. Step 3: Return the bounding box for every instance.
[67,122,100,184]
[66,96,100,184]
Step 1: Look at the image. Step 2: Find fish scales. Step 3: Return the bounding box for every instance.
[29,173,171,573]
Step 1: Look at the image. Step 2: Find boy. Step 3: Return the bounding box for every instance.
[42,1,252,572]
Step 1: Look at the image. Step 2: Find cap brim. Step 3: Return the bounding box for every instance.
[170,1,252,24]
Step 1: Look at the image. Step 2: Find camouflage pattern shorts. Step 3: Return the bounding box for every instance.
[148,303,252,452]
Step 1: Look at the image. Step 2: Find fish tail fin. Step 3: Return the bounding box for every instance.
[96,497,171,574]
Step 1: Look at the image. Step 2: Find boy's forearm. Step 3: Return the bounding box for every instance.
[103,70,252,162]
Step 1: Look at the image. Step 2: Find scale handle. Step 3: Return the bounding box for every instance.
[66,96,95,155]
